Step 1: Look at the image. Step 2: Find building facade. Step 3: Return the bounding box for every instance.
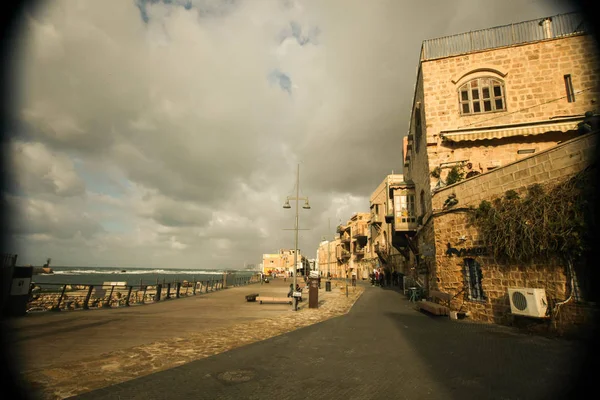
[317,238,339,277]
[336,213,371,280]
[367,175,408,277]
[262,249,308,275]
[403,12,599,334]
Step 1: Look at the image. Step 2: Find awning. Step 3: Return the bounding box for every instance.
[440,117,584,142]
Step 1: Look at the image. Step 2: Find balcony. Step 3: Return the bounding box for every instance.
[336,247,351,260]
[370,212,382,224]
[352,226,367,238]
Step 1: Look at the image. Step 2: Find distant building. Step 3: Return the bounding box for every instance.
[366,174,409,277]
[317,238,339,278]
[262,249,309,275]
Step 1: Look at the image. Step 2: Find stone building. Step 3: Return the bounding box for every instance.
[335,213,371,280]
[317,238,340,278]
[366,174,408,278]
[262,249,308,276]
[403,12,599,334]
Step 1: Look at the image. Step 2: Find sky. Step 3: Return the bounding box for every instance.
[4,0,576,268]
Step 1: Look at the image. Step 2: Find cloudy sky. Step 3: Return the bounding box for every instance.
[4,0,575,268]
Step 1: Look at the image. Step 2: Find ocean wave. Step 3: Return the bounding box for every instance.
[53,269,227,275]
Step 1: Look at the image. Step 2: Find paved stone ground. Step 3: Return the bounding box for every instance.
[69,284,591,400]
[9,278,363,399]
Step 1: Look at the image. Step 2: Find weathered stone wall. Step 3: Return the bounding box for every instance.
[431,131,597,209]
[405,66,434,218]
[418,33,599,187]
[431,209,596,337]
[422,34,598,134]
[424,132,598,335]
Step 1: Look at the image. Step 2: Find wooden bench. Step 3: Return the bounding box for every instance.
[256,297,292,305]
[417,290,452,316]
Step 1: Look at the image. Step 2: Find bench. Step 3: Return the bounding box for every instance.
[257,297,292,305]
[245,293,259,302]
[417,290,452,316]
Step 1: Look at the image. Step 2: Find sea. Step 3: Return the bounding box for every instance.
[31,266,258,289]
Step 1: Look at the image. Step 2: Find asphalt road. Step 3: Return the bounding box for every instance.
[70,285,591,400]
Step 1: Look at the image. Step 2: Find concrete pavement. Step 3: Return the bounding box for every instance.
[70,284,588,400]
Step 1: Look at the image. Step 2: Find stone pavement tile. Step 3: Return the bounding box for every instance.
[70,286,586,400]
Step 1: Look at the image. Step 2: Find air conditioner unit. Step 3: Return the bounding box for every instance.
[507,288,548,318]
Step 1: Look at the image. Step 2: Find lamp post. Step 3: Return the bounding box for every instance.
[283,163,310,311]
[347,225,351,297]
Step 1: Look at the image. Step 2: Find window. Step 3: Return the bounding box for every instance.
[564,74,575,102]
[464,258,485,301]
[459,77,506,115]
[414,103,422,153]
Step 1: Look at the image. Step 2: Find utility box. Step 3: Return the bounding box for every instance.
[309,277,319,309]
[5,265,34,317]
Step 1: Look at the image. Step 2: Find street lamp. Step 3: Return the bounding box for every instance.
[283,163,310,311]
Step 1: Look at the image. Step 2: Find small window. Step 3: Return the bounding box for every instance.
[459,77,506,115]
[464,258,485,301]
[517,149,536,154]
[415,104,423,153]
[564,74,575,102]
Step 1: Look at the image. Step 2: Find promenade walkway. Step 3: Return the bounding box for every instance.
[71,283,587,400]
[7,278,362,399]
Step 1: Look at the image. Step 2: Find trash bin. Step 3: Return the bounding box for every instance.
[325,281,332,292]
[4,266,34,317]
[309,277,319,309]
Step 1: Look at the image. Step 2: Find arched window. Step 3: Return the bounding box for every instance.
[458,77,506,115]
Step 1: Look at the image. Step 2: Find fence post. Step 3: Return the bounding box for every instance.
[83,285,94,310]
[193,280,197,295]
[51,285,67,311]
[155,284,162,302]
[125,286,133,306]
[176,282,181,298]
[141,285,147,304]
[205,280,209,293]
[103,285,115,308]
[166,283,172,299]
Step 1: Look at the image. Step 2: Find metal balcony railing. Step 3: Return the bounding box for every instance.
[421,12,587,61]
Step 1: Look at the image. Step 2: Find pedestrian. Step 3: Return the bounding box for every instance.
[375,269,380,286]
[379,270,385,287]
